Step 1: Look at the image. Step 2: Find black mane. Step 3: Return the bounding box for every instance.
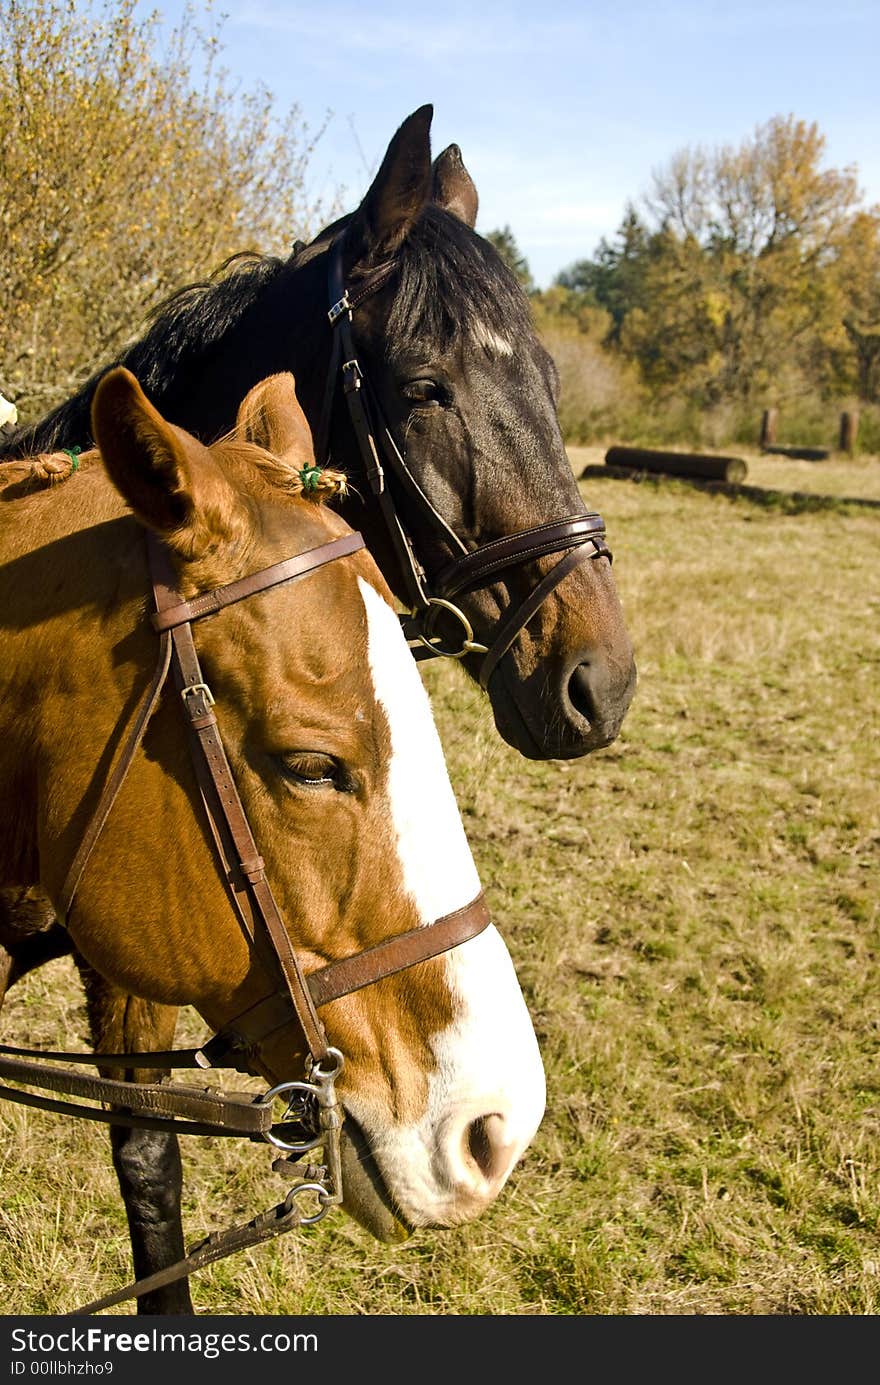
[0,252,285,458]
[124,251,286,397]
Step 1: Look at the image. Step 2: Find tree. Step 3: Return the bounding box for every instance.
[632,116,872,402]
[838,212,880,401]
[555,206,651,345]
[551,116,880,409]
[0,0,335,420]
[485,226,534,292]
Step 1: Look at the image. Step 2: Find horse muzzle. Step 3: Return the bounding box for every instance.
[490,640,638,761]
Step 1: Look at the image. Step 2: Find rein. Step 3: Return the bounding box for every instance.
[0,524,491,1311]
[316,230,614,679]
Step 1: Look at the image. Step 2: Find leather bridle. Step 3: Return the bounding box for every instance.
[316,229,613,686]
[0,524,492,1310]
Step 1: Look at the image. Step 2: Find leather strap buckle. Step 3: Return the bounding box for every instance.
[181,681,215,708]
[327,292,351,325]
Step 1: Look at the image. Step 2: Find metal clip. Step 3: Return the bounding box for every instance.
[341,359,363,393]
[327,292,351,325]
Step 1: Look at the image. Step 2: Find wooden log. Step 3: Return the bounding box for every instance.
[759,408,778,448]
[839,410,859,454]
[580,463,880,511]
[604,445,747,484]
[761,443,830,461]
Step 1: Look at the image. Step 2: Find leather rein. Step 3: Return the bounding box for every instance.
[315,228,613,685]
[0,525,490,1312]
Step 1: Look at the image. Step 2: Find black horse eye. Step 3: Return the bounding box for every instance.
[275,751,347,790]
[402,378,445,407]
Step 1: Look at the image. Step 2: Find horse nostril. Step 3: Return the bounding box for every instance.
[466,1113,511,1182]
[567,660,597,726]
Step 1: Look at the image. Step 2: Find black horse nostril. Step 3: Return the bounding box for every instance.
[567,660,597,726]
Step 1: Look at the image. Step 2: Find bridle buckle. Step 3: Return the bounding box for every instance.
[342,359,363,394]
[327,292,351,325]
[181,681,215,708]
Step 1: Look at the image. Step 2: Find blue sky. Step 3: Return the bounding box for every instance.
[145,0,880,287]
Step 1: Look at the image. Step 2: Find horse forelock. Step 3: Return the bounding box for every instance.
[385,205,532,357]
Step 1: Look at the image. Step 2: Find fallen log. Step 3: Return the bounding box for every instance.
[761,444,830,461]
[580,463,880,512]
[603,445,747,484]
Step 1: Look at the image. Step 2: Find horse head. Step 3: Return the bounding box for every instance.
[300,105,638,760]
[49,367,547,1239]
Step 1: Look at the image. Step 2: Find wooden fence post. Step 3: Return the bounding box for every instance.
[839,410,859,454]
[760,408,778,448]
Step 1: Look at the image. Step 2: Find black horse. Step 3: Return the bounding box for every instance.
[0,105,637,1314]
[3,104,636,762]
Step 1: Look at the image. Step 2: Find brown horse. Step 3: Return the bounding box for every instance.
[0,368,545,1312]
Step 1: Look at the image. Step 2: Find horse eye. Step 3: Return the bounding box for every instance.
[276,751,346,789]
[402,378,444,407]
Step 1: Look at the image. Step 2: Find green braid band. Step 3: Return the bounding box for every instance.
[298,463,322,492]
[62,446,81,472]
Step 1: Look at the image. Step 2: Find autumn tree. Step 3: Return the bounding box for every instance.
[838,212,880,401]
[555,116,880,409]
[643,117,869,401]
[0,0,335,420]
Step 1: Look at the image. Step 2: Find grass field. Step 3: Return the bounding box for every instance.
[1,445,878,1315]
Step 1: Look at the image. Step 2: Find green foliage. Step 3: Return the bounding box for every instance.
[555,205,651,346]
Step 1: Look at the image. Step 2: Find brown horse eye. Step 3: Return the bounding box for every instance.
[276,751,344,788]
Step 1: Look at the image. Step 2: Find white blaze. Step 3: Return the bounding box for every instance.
[358,577,480,920]
[473,321,514,357]
[356,578,546,1226]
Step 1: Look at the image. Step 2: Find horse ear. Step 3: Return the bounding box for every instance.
[346,104,434,268]
[233,373,314,469]
[431,144,478,228]
[91,367,238,556]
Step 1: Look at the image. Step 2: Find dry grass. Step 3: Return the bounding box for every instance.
[1,451,878,1315]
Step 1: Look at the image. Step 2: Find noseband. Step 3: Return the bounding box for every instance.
[315,230,613,685]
